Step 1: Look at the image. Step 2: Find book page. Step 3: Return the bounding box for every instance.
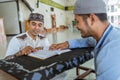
[56,49,71,55]
[28,49,71,59]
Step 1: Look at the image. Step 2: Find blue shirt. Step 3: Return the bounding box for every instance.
[68,24,120,80]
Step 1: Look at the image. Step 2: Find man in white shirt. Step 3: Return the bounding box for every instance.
[5,13,50,59]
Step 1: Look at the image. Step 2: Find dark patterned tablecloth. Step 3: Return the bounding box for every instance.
[0,47,93,80]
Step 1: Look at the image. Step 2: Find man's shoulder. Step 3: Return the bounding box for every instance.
[109,25,120,39]
[16,33,28,40]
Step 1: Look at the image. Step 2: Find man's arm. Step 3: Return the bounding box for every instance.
[68,37,96,48]
[5,37,21,57]
[49,37,96,50]
[5,45,37,59]
[49,41,69,50]
[5,37,37,59]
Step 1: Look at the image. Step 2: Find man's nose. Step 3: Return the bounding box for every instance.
[34,25,39,29]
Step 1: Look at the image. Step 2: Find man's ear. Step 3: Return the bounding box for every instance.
[88,13,97,26]
[27,21,30,30]
[27,21,30,27]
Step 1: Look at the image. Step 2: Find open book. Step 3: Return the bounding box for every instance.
[28,49,71,59]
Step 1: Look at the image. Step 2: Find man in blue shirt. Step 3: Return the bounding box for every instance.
[50,0,120,80]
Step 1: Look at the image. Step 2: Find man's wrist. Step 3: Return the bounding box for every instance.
[65,41,69,48]
[15,50,22,57]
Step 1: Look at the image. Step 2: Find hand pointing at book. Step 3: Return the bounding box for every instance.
[5,46,44,60]
[49,41,69,50]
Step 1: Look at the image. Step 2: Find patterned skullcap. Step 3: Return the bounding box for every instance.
[28,13,44,23]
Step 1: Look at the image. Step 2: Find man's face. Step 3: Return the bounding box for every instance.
[75,15,93,38]
[28,20,44,36]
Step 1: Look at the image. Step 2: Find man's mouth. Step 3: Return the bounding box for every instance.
[34,30,40,33]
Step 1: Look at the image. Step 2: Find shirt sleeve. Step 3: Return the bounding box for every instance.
[68,37,96,48]
[5,37,21,57]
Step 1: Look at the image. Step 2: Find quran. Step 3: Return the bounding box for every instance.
[28,49,71,59]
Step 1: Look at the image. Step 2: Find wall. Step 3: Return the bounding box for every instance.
[0,0,21,35]
[107,0,120,26]
[65,11,74,26]
[19,0,75,32]
[0,0,75,32]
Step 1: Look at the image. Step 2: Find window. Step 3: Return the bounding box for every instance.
[111,5,114,12]
[111,16,114,23]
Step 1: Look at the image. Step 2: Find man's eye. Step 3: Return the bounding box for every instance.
[38,23,42,27]
[32,22,36,26]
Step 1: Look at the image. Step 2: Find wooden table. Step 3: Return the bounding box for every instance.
[0,70,17,80]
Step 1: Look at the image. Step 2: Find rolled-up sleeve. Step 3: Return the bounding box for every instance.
[68,37,96,48]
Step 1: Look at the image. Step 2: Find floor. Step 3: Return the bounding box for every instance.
[0,28,96,80]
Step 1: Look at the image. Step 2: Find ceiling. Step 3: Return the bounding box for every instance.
[52,0,76,6]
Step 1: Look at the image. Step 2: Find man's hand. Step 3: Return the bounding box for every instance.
[49,41,69,50]
[5,46,38,60]
[15,46,37,57]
